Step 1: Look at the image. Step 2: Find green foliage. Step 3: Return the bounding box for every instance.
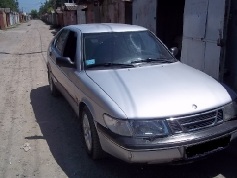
[0,0,19,11]
[30,9,38,19]
[38,0,67,16]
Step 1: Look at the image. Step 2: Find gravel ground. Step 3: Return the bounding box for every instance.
[0,20,236,178]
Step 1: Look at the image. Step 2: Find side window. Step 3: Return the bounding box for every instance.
[55,30,69,54]
[63,31,77,62]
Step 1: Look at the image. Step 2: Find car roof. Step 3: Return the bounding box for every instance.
[65,23,148,33]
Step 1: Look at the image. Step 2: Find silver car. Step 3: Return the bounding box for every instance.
[47,23,237,164]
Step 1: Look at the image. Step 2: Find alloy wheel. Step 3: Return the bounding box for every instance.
[83,113,92,151]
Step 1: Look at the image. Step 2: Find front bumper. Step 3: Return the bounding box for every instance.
[97,120,237,164]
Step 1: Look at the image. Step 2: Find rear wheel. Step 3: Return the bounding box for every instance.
[81,107,104,159]
[48,71,59,96]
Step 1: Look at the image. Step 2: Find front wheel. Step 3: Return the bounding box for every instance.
[81,107,104,159]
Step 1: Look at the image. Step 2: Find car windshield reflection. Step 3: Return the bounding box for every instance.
[83,31,176,69]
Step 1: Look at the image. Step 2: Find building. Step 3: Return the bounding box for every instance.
[63,3,78,26]
[0,9,7,30]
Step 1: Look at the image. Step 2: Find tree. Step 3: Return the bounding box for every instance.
[38,0,68,16]
[38,0,68,17]
[30,9,38,19]
[0,0,19,11]
[39,0,53,16]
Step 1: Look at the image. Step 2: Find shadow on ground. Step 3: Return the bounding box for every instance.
[48,24,61,36]
[41,21,61,36]
[30,85,237,178]
[50,27,61,36]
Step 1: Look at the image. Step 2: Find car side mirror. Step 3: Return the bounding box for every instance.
[56,57,75,68]
[170,47,179,57]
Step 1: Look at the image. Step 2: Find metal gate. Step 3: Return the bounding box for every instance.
[181,0,230,80]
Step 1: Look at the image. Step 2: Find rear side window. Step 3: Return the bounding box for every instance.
[55,30,69,53]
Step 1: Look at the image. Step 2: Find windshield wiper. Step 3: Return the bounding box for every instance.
[86,62,135,68]
[131,58,173,64]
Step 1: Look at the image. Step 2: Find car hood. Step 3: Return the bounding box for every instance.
[85,62,233,119]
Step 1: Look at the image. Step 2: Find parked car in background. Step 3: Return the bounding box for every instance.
[47,23,237,164]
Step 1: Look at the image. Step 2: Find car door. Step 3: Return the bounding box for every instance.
[52,28,79,113]
[49,29,70,91]
[60,30,79,110]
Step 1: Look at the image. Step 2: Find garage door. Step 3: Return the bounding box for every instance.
[181,0,230,80]
[132,0,157,34]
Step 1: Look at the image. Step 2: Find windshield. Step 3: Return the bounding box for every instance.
[83,31,176,69]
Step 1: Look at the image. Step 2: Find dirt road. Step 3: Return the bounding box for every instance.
[0,20,237,178]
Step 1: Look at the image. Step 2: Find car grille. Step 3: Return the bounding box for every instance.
[167,109,223,134]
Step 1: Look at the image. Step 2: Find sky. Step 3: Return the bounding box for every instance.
[18,0,47,13]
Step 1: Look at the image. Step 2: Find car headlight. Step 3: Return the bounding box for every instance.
[130,120,169,137]
[103,114,169,137]
[223,98,237,121]
[103,115,133,136]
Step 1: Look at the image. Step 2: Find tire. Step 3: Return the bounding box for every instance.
[48,71,59,97]
[81,107,104,159]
